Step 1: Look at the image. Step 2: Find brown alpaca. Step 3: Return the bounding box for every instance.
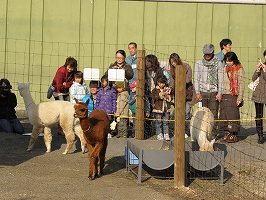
[74,99,109,180]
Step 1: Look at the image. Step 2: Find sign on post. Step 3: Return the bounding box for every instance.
[83,68,100,80]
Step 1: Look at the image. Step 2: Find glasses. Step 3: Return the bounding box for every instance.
[115,57,124,60]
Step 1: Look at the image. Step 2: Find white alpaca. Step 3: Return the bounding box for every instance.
[17,83,86,154]
[190,106,215,152]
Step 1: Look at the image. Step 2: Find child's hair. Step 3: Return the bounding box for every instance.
[263,49,266,57]
[100,74,112,87]
[89,80,100,88]
[157,76,167,84]
[101,74,108,82]
[74,71,84,84]
[74,71,83,78]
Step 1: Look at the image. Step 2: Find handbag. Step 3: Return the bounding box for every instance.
[47,84,55,99]
[248,77,259,91]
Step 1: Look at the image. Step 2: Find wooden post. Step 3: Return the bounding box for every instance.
[174,64,186,188]
[135,50,145,140]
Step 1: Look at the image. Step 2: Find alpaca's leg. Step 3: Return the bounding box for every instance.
[27,126,41,151]
[90,143,103,179]
[43,127,52,153]
[87,143,95,180]
[74,125,87,153]
[99,139,108,176]
[62,130,75,155]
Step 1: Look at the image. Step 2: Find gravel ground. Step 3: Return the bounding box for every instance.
[0,120,266,200]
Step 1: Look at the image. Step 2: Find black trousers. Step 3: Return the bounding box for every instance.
[255,102,265,135]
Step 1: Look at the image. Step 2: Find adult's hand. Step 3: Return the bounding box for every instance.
[216,94,222,102]
[196,93,202,101]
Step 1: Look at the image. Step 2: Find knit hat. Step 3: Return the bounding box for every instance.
[203,44,214,54]
[129,80,137,89]
[0,78,12,91]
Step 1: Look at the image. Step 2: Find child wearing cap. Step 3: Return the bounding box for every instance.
[151,76,172,141]
[81,80,99,116]
[0,78,24,134]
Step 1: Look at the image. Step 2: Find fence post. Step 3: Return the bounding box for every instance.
[135,50,145,140]
[174,65,186,188]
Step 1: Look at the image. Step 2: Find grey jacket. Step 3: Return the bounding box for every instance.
[252,68,266,104]
[194,59,224,95]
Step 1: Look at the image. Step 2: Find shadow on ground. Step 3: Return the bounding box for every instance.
[0,121,73,166]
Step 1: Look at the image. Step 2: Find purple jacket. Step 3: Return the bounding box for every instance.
[96,86,117,115]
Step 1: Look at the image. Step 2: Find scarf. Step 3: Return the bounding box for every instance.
[202,57,219,86]
[225,64,242,96]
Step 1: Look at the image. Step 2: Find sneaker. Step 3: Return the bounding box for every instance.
[164,134,170,141]
[108,133,112,139]
[157,134,164,140]
[185,134,188,139]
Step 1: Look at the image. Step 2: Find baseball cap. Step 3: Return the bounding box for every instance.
[129,80,137,89]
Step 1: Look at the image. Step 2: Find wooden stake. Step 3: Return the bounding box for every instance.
[174,64,186,188]
[135,50,145,140]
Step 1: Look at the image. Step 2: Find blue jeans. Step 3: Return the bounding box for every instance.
[0,118,24,134]
[154,112,170,136]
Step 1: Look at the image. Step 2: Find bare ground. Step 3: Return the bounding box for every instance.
[0,120,266,200]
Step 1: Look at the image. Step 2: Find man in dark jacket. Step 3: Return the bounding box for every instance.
[0,78,24,134]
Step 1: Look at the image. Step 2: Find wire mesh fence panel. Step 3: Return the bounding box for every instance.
[1,37,266,199]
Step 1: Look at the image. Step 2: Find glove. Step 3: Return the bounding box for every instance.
[110,120,117,131]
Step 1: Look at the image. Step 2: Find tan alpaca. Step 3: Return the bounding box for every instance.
[190,106,215,152]
[17,83,86,154]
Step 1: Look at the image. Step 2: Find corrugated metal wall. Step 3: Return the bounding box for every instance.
[0,0,265,103]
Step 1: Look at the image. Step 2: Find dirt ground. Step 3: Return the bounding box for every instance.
[0,120,266,200]
[0,120,185,200]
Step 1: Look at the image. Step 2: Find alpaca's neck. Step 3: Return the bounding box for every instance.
[20,89,36,112]
[80,117,90,132]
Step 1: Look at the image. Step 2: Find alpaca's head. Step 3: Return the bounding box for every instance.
[200,139,215,152]
[74,98,88,119]
[17,83,30,96]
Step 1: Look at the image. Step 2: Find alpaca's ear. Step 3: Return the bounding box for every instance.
[74,98,79,103]
[85,98,90,106]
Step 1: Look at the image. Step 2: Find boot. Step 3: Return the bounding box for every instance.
[258,134,264,144]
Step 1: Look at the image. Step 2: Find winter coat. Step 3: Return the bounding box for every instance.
[105,62,133,90]
[151,86,172,113]
[223,67,245,102]
[69,81,89,103]
[116,91,129,117]
[252,68,266,104]
[52,66,74,94]
[0,91,17,119]
[82,94,95,116]
[126,55,137,84]
[96,87,117,115]
[128,91,136,114]
[169,62,192,93]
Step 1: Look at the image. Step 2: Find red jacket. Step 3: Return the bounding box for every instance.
[52,66,74,93]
